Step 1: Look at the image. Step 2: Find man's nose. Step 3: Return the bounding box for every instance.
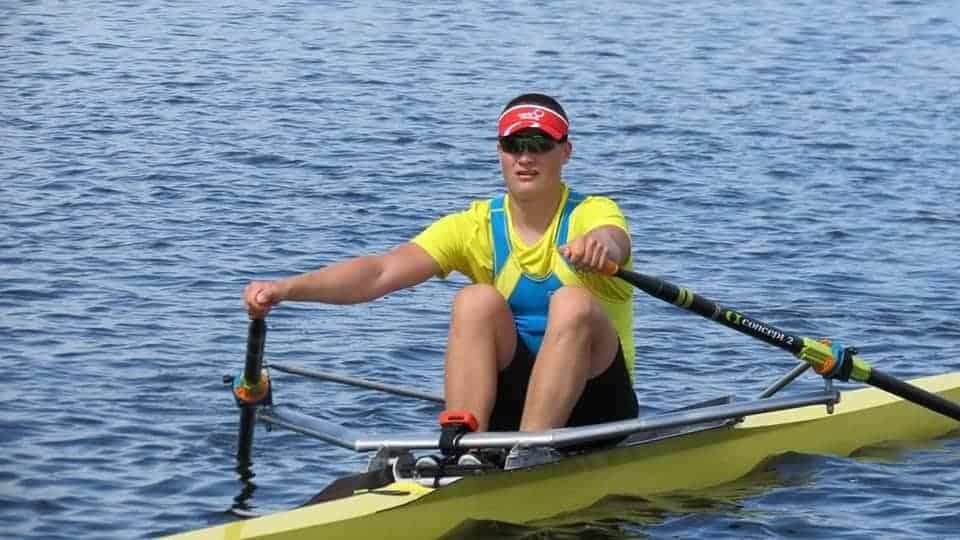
[517,151,535,163]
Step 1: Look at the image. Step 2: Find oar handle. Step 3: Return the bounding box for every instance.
[243,318,267,385]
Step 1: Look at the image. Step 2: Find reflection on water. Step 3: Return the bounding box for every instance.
[851,429,958,464]
[441,520,627,540]
[231,462,258,514]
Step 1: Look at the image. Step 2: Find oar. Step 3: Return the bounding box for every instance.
[234,318,269,465]
[601,261,960,422]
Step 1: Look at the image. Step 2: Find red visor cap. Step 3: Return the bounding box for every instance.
[497,105,569,140]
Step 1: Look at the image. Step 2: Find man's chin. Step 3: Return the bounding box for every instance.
[507,180,555,201]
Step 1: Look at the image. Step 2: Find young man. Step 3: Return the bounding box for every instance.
[244,94,638,453]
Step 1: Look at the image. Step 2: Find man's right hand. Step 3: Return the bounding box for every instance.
[244,280,285,319]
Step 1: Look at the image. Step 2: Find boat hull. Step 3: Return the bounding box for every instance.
[167,373,960,539]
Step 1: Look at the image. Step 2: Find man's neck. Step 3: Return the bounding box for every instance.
[507,183,564,241]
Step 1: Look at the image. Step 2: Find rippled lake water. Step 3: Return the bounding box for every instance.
[2,1,959,538]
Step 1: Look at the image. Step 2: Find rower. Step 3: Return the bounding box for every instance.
[243,93,640,467]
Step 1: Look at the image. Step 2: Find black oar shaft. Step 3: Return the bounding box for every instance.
[237,408,257,465]
[615,268,804,356]
[237,318,266,464]
[867,369,960,421]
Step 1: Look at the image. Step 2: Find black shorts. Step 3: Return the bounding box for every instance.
[488,336,639,434]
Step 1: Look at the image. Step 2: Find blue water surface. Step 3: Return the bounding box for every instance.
[2,1,959,538]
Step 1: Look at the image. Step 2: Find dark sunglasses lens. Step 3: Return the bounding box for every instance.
[501,136,557,154]
[500,137,523,154]
[528,137,556,153]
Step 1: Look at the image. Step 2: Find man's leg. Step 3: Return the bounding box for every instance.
[443,284,517,432]
[519,286,619,431]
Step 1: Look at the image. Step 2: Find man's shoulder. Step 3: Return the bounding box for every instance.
[567,192,629,235]
[453,198,494,221]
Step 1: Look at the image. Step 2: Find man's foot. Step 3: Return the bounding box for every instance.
[412,452,496,473]
[459,449,507,467]
[414,454,441,472]
[456,452,483,466]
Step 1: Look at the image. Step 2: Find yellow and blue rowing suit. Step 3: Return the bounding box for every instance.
[412,183,635,378]
[491,190,584,354]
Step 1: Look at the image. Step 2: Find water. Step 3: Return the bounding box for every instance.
[2,1,959,538]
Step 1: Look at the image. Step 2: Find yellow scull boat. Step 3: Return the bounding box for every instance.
[168,371,960,539]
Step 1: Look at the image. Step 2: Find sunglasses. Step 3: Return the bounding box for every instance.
[499,134,563,155]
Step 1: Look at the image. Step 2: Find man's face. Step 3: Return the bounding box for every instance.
[497,131,571,199]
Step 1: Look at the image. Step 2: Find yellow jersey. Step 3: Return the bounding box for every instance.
[412,183,635,375]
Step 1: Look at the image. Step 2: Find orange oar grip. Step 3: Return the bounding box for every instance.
[601,259,620,276]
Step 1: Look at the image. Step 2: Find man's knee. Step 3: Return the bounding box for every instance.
[547,287,619,363]
[450,285,515,332]
[448,284,516,370]
[547,286,598,327]
[452,284,507,315]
